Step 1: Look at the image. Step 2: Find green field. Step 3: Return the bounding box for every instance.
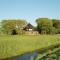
[0,35,60,59]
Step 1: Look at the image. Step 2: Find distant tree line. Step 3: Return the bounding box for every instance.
[36,18,60,34]
[0,18,60,35]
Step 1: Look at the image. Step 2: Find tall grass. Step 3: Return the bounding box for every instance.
[0,35,60,59]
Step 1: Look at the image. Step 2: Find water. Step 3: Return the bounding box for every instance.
[16,52,38,60]
[2,52,38,60]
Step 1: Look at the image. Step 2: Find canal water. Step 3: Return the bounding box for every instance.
[2,51,38,60]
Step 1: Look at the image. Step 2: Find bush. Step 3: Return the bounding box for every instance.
[16,29,25,35]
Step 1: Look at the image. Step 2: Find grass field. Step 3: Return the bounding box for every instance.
[0,35,60,59]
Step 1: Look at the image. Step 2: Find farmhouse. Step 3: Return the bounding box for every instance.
[23,23,38,35]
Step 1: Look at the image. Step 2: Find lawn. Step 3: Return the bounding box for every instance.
[0,35,60,59]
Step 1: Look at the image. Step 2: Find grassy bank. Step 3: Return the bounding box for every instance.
[0,35,60,59]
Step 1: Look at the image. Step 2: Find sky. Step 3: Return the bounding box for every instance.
[0,0,60,25]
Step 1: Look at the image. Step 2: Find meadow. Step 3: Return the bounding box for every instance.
[0,35,60,59]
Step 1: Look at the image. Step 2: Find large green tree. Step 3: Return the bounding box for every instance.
[36,18,53,34]
[52,19,60,34]
[2,19,27,34]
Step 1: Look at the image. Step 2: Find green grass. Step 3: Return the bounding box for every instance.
[0,35,60,59]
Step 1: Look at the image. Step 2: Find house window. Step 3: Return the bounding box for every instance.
[29,29,32,31]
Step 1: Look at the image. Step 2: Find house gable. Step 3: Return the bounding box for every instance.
[23,23,34,31]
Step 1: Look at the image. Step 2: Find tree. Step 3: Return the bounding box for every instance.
[36,18,53,34]
[52,19,60,34]
[2,19,27,34]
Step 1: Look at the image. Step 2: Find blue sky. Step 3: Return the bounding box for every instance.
[0,0,60,25]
